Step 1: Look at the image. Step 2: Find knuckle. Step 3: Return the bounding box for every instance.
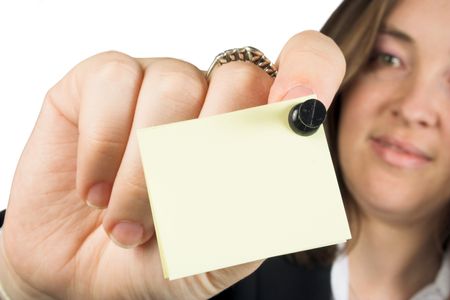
[90,51,143,86]
[84,128,126,155]
[219,61,269,87]
[147,58,207,109]
[118,171,148,199]
[44,85,79,127]
[44,85,60,107]
[94,50,138,66]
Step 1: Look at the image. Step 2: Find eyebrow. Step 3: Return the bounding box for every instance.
[379,25,415,44]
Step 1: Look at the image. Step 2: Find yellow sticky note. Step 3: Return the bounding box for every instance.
[137,95,351,280]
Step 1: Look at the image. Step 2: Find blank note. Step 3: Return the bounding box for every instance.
[137,95,351,280]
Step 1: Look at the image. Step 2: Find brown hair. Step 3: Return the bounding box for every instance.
[291,0,450,266]
[290,0,399,266]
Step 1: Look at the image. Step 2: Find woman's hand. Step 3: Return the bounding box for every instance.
[0,31,345,299]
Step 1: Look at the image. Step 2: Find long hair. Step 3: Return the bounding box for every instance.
[292,0,450,266]
[326,0,450,254]
[290,0,399,266]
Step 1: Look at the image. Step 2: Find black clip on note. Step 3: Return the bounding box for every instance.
[288,99,327,136]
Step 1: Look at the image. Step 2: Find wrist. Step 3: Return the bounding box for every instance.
[0,228,27,299]
[0,256,11,300]
[0,228,51,300]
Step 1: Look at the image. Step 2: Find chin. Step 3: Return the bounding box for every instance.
[349,176,440,225]
[362,193,422,223]
[339,140,450,225]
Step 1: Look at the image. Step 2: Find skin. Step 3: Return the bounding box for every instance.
[0,31,345,299]
[339,0,450,299]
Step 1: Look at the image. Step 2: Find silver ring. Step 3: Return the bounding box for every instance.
[205,46,278,81]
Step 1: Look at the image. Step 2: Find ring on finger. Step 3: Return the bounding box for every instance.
[205,46,278,81]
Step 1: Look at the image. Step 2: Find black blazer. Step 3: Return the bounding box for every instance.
[211,255,332,300]
[0,209,4,228]
[0,210,332,300]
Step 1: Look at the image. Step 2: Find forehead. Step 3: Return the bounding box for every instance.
[385,0,450,51]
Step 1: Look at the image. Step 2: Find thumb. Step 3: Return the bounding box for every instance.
[268,30,346,108]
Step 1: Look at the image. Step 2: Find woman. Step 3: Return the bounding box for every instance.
[215,0,450,299]
[0,0,449,299]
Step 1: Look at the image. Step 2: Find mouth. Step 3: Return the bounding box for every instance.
[370,136,432,169]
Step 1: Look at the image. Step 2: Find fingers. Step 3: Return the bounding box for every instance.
[268,30,346,108]
[76,53,145,208]
[103,59,274,248]
[200,61,274,116]
[102,59,208,248]
[44,51,147,209]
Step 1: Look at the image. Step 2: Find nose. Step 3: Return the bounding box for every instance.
[390,77,439,128]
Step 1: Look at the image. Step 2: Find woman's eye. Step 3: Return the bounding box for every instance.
[372,52,402,68]
[365,51,408,80]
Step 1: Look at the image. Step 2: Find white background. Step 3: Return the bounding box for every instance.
[0,0,341,211]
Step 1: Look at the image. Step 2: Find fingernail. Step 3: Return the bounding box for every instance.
[86,182,111,209]
[282,85,315,100]
[110,221,144,248]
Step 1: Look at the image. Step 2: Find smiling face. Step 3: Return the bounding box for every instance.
[338,0,450,224]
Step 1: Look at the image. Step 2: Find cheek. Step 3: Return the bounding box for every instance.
[336,80,398,209]
[337,87,371,203]
[337,84,374,164]
[336,80,450,220]
[337,75,392,165]
[437,138,450,198]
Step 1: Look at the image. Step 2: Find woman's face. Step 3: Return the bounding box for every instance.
[338,0,450,224]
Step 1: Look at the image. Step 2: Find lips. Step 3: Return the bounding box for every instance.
[370,135,432,168]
